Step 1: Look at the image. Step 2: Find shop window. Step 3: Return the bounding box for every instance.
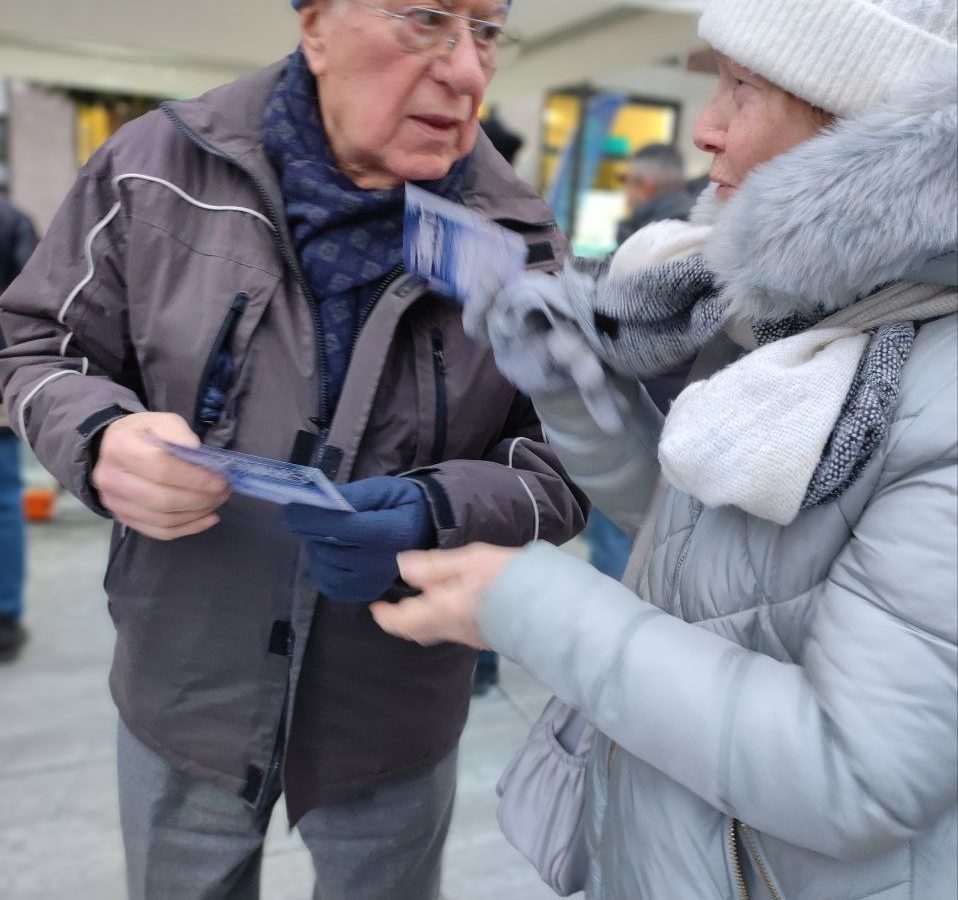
[540,86,679,257]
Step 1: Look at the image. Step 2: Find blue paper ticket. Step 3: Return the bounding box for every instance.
[404,184,528,307]
[155,440,354,512]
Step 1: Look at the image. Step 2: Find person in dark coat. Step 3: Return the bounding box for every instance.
[616,143,695,246]
[0,197,37,661]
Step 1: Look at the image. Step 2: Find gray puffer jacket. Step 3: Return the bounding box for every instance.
[478,62,958,899]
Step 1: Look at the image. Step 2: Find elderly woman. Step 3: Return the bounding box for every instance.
[374,1,958,897]
[0,2,588,899]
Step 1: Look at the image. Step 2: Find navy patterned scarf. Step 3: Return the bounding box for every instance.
[262,50,468,407]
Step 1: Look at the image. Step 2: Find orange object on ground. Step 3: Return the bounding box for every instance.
[23,487,56,522]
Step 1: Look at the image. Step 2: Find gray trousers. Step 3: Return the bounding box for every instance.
[117,719,457,900]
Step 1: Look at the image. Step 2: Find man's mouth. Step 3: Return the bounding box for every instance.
[410,115,462,134]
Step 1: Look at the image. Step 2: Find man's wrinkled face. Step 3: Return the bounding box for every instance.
[300,1,507,189]
[693,53,829,201]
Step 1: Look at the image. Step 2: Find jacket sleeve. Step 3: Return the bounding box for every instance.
[530,375,663,540]
[478,374,957,861]
[409,391,589,549]
[0,147,146,512]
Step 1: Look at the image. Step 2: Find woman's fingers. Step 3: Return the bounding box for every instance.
[397,543,496,590]
[377,544,521,648]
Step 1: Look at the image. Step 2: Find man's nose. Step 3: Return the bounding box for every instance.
[434,29,488,95]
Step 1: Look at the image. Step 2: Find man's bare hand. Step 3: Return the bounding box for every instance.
[92,412,230,540]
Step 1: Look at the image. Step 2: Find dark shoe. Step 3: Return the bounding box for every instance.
[0,616,27,662]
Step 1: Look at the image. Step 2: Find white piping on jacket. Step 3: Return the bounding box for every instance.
[19,172,275,445]
[508,436,540,543]
[17,370,84,438]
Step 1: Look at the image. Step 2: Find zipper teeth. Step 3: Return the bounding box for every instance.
[351,264,405,350]
[741,823,783,900]
[730,820,749,900]
[161,104,329,426]
[595,740,619,878]
[431,327,448,461]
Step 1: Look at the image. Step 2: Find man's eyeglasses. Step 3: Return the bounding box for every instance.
[351,2,521,70]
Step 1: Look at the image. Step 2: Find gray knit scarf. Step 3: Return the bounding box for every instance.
[562,254,916,512]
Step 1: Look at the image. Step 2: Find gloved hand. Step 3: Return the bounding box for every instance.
[285,476,436,603]
[468,269,626,434]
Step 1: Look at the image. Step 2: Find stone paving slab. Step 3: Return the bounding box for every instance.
[0,496,584,900]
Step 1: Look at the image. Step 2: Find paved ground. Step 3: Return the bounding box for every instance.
[0,495,584,900]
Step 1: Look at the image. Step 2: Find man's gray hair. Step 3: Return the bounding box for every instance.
[629,143,686,189]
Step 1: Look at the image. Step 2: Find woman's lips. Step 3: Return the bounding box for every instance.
[714,182,737,200]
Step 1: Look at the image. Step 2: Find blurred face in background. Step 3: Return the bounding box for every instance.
[693,53,830,201]
[622,165,656,211]
[300,0,509,189]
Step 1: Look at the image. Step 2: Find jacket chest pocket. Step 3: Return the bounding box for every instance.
[429,327,448,462]
[190,285,275,445]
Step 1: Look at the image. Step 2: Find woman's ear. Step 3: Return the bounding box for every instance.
[299,1,335,77]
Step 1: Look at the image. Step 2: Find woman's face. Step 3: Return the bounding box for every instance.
[694,54,829,201]
[300,0,504,190]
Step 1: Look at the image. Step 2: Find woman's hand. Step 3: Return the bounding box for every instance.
[370,543,520,649]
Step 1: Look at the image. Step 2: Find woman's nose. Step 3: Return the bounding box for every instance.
[693,101,726,155]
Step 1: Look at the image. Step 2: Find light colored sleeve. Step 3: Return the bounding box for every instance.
[480,374,957,860]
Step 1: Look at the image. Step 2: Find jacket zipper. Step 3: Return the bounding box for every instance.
[161,105,329,430]
[192,292,250,439]
[351,264,405,352]
[740,822,783,900]
[730,820,749,900]
[493,216,559,233]
[595,739,619,885]
[430,327,448,461]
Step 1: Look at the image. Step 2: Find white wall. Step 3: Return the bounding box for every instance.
[8,82,76,234]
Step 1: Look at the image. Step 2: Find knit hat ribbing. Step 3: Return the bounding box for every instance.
[699,0,957,116]
[291,0,513,9]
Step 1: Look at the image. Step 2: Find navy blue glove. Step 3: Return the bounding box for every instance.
[285,476,436,604]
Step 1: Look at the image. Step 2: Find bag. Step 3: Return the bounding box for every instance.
[496,696,596,896]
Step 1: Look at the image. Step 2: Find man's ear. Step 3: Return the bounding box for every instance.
[299,1,335,77]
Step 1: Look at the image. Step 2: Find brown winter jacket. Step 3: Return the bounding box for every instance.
[0,61,587,821]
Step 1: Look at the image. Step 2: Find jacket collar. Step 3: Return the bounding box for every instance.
[162,57,559,235]
[704,55,958,323]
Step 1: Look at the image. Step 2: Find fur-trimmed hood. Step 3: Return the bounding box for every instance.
[706,56,958,322]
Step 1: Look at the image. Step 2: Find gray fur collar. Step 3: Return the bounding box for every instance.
[705,57,958,323]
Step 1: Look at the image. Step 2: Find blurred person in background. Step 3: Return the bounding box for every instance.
[0,1,586,898]
[586,142,696,583]
[615,142,694,247]
[375,0,958,897]
[0,196,37,662]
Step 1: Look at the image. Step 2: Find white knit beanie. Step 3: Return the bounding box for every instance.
[699,0,958,116]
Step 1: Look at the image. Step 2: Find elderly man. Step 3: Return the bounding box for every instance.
[616,142,695,246]
[0,2,586,898]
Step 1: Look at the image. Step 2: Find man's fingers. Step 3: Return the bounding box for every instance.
[98,465,229,515]
[116,512,221,542]
[97,413,227,495]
